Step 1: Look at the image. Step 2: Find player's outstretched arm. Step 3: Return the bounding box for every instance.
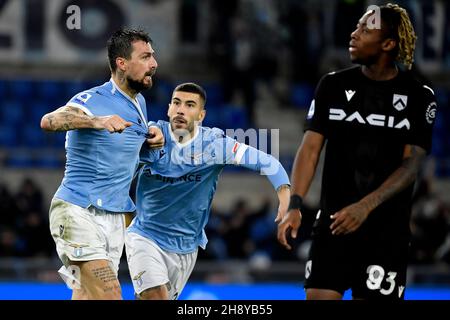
[274,184,291,224]
[277,130,325,250]
[40,106,132,133]
[230,140,291,223]
[330,144,426,235]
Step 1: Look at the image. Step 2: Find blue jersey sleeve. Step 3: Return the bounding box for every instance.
[239,145,290,190]
[66,90,97,116]
[139,120,166,164]
[215,131,290,190]
[147,120,160,128]
[139,143,161,164]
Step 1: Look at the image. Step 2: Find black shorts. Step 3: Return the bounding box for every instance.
[304,213,409,300]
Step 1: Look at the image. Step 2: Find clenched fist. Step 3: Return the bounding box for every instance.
[93,115,132,133]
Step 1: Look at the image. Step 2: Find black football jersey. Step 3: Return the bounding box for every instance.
[305,66,437,239]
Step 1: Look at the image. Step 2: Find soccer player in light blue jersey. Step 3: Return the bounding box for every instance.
[40,28,163,300]
[126,83,291,299]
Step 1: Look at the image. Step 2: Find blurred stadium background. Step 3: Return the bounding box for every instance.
[0,0,449,299]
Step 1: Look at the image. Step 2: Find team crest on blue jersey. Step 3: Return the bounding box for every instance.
[191,153,204,164]
[393,94,408,111]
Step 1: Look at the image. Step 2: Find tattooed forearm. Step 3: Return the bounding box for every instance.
[360,145,426,213]
[41,106,96,131]
[47,114,55,129]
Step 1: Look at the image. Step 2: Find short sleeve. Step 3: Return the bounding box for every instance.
[405,85,437,154]
[147,120,161,129]
[304,73,333,136]
[66,91,96,116]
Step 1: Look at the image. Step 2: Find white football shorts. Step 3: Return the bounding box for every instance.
[125,231,198,299]
[49,198,126,288]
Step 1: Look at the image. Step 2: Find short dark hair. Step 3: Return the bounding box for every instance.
[173,82,207,106]
[107,28,152,72]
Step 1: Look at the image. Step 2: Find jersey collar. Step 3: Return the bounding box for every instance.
[110,78,147,127]
[168,123,200,147]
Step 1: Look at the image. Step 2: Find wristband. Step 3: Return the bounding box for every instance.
[288,194,303,211]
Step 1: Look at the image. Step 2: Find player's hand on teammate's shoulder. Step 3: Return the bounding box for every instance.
[147,126,164,148]
[93,114,132,133]
[330,201,370,235]
[277,208,302,250]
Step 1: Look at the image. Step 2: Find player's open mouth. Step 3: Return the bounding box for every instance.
[144,71,155,79]
[173,117,187,124]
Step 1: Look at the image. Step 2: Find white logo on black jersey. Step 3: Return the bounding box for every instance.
[398,285,405,298]
[315,209,321,220]
[345,90,355,101]
[393,94,408,111]
[307,100,315,119]
[305,260,312,279]
[425,102,437,124]
[423,85,435,95]
[329,109,410,130]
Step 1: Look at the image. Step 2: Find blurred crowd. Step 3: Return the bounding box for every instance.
[410,177,450,265]
[206,0,450,125]
[0,178,53,257]
[1,174,450,268]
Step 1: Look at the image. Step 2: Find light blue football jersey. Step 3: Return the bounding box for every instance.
[54,78,150,213]
[128,120,290,253]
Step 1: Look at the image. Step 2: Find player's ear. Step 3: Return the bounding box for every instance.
[167,103,172,118]
[115,57,127,72]
[198,109,206,122]
[382,38,396,53]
